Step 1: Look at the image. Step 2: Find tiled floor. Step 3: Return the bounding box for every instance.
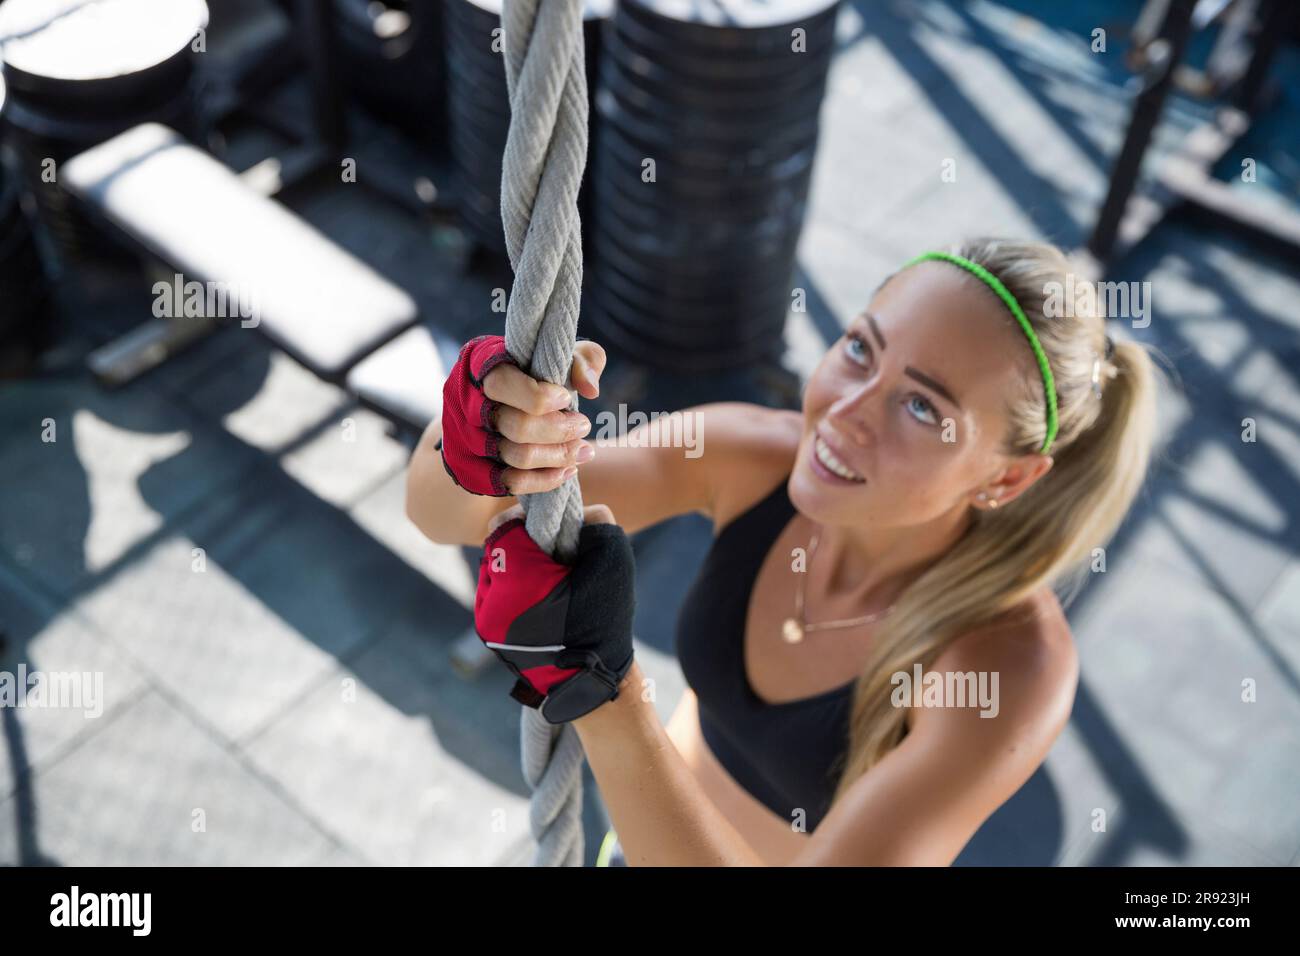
[2,0,1298,866]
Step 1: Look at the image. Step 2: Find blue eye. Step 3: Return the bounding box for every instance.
[844,332,870,365]
[907,394,938,425]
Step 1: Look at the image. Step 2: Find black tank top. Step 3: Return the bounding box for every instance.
[675,473,855,832]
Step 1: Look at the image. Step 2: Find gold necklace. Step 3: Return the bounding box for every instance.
[781,527,896,644]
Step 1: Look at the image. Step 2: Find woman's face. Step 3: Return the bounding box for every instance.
[790,262,1043,531]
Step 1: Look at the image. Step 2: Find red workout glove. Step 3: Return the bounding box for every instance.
[474,517,636,724]
[440,334,519,496]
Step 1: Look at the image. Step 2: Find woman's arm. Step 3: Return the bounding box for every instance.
[405,400,785,546]
[575,609,1077,866]
[574,660,766,867]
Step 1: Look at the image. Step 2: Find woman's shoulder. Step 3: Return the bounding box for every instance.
[911,588,1078,751]
[692,402,802,531]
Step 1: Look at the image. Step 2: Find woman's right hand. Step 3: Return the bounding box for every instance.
[439,334,604,497]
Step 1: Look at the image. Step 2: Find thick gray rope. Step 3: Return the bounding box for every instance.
[499,0,590,867]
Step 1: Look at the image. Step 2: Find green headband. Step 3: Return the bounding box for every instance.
[902,251,1059,454]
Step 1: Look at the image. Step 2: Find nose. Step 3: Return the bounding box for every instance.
[826,377,878,445]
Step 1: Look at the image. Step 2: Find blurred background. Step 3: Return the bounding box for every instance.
[0,0,1298,866]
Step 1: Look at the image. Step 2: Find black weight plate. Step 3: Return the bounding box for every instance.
[592,221,799,287]
[445,84,510,125]
[586,284,787,356]
[447,0,503,29]
[616,2,837,64]
[591,144,815,210]
[456,0,614,21]
[592,203,806,272]
[446,83,510,133]
[447,114,508,171]
[622,0,840,37]
[586,297,783,360]
[597,109,819,179]
[445,57,507,101]
[458,202,509,252]
[594,255,795,320]
[597,84,823,156]
[593,193,805,251]
[604,41,825,102]
[596,79,824,150]
[594,200,804,257]
[593,144,812,209]
[596,117,819,184]
[446,89,510,143]
[592,256,794,312]
[597,48,829,116]
[591,166,812,220]
[589,222,797,288]
[600,24,832,95]
[609,14,835,84]
[588,286,787,350]
[445,70,509,115]
[589,211,802,273]
[617,7,837,71]
[595,187,808,241]
[591,211,801,269]
[443,33,506,73]
[584,316,781,373]
[443,33,509,71]
[598,187,807,247]
[589,241,801,302]
[597,56,828,130]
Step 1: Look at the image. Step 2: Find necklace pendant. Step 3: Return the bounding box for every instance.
[782,618,805,644]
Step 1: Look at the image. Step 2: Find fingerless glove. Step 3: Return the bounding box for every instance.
[474,517,636,723]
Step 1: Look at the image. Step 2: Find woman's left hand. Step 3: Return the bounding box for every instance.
[475,504,636,723]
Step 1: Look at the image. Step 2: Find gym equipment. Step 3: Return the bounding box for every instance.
[586,0,840,372]
[333,0,447,145]
[1085,0,1299,273]
[494,0,593,867]
[62,123,418,381]
[442,0,609,257]
[0,73,54,375]
[0,0,210,269]
[347,324,466,431]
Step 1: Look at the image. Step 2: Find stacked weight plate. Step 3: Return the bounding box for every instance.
[442,0,610,256]
[334,0,446,143]
[1,73,54,370]
[588,0,839,371]
[0,0,209,270]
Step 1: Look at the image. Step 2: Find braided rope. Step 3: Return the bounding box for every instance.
[499,0,589,867]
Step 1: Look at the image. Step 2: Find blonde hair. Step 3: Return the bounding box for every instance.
[830,236,1163,802]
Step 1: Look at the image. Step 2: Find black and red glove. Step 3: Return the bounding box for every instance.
[474,517,636,723]
[440,334,519,496]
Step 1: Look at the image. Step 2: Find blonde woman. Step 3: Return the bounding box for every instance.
[407,237,1161,866]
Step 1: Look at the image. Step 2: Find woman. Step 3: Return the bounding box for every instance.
[406,237,1161,866]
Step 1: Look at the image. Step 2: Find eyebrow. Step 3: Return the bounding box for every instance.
[904,367,961,409]
[852,314,961,409]
[863,313,886,350]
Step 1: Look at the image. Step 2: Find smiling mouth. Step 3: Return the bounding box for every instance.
[813,434,866,483]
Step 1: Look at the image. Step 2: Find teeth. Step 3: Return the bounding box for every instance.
[815,436,864,482]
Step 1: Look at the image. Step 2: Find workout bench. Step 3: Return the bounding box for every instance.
[63,120,496,672]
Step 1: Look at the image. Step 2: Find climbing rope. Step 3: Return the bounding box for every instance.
[498,0,590,867]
